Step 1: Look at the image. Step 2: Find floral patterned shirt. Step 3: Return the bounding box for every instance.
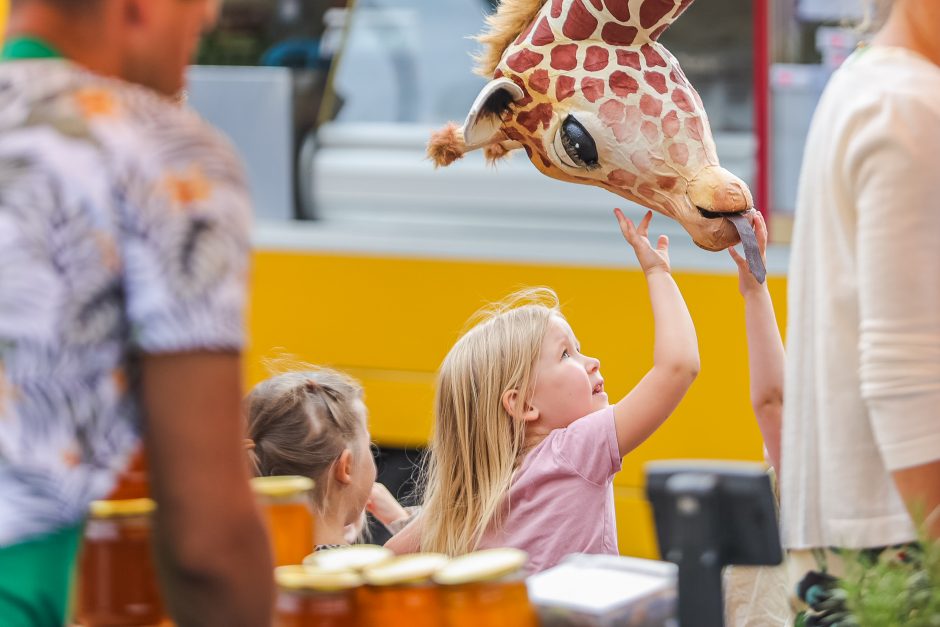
[0,60,252,546]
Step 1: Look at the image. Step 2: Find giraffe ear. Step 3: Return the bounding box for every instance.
[462,77,525,148]
[427,78,524,167]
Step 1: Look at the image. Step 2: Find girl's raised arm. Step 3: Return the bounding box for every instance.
[611,209,700,457]
[729,212,783,473]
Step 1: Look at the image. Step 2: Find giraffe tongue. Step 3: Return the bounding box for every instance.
[727,213,766,284]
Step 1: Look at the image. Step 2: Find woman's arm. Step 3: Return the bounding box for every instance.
[729,212,784,473]
[611,209,700,457]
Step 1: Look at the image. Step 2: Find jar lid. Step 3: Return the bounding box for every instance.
[432,548,528,585]
[89,498,156,518]
[362,553,449,586]
[303,545,393,572]
[275,565,362,591]
[250,475,314,498]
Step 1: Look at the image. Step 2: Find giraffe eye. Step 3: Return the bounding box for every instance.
[559,115,600,170]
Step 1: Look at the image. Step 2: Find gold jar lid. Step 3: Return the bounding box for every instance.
[362,553,449,587]
[432,548,528,585]
[89,498,156,518]
[251,475,314,498]
[303,545,393,572]
[275,565,362,591]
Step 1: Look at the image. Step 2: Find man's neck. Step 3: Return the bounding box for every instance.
[4,4,121,76]
[874,0,940,68]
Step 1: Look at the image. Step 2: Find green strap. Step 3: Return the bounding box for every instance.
[0,524,83,627]
[1,36,63,61]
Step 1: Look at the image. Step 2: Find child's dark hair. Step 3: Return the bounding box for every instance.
[245,368,366,511]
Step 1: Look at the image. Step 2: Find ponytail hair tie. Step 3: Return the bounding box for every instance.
[243,438,256,451]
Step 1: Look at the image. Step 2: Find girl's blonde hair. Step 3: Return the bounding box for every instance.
[420,287,562,556]
[245,367,366,514]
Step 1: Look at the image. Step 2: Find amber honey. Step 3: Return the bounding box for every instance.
[76,498,165,626]
[358,554,449,627]
[273,565,360,627]
[251,476,315,567]
[433,548,537,627]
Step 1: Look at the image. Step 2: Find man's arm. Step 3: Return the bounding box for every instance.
[141,352,273,627]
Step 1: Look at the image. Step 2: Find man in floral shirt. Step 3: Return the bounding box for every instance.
[0,1,273,624]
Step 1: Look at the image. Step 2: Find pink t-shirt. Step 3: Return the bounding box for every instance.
[477,406,622,573]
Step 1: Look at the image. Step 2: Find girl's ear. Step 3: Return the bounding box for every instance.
[501,389,539,423]
[333,449,354,485]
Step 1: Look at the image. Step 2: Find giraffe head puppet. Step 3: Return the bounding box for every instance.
[429,0,758,256]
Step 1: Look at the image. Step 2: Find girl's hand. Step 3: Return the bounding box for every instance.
[614,209,671,276]
[366,483,409,528]
[728,211,769,297]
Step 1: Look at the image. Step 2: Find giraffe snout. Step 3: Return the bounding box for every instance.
[687,166,754,215]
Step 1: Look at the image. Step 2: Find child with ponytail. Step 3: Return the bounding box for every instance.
[245,368,410,549]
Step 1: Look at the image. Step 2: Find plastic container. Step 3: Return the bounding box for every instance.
[358,553,449,627]
[303,544,393,572]
[433,548,537,627]
[76,498,165,626]
[273,565,361,627]
[251,475,316,567]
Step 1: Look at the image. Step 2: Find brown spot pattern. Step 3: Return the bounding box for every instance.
[604,0,632,22]
[507,49,544,73]
[599,99,626,125]
[645,72,668,95]
[640,94,663,117]
[686,116,704,140]
[582,77,606,102]
[609,71,639,97]
[515,18,537,45]
[551,44,579,71]
[663,111,680,137]
[529,69,551,94]
[657,176,678,191]
[551,0,563,18]
[584,46,610,71]
[642,121,660,143]
[641,45,667,68]
[532,18,556,46]
[608,168,638,187]
[556,75,576,101]
[616,50,642,71]
[509,75,534,107]
[672,88,695,113]
[668,142,689,166]
[563,0,599,40]
[517,103,554,132]
[640,0,677,30]
[601,23,638,46]
[587,0,603,9]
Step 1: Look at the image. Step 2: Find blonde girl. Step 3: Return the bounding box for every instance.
[387,210,701,572]
[245,368,410,549]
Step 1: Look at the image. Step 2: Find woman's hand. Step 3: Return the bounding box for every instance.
[729,211,769,297]
[615,209,671,276]
[366,483,409,528]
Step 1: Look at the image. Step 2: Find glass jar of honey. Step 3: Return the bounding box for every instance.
[433,548,537,627]
[273,565,361,627]
[76,498,165,626]
[302,544,393,572]
[358,553,449,627]
[251,475,315,567]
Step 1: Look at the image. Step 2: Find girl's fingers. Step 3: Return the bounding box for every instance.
[638,210,653,237]
[754,211,768,251]
[728,246,746,269]
[656,234,668,252]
